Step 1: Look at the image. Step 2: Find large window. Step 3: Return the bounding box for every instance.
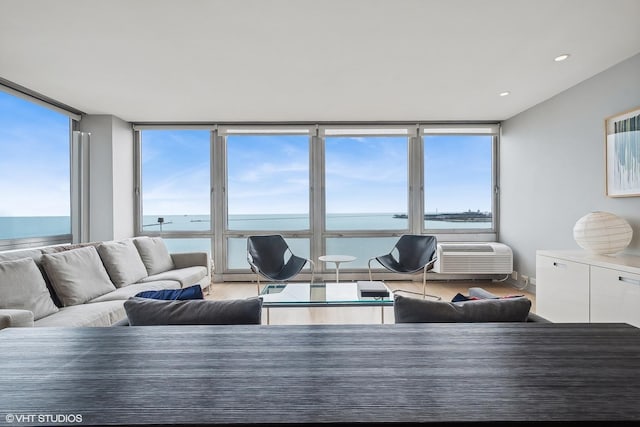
[423,134,494,230]
[0,90,71,242]
[224,130,311,270]
[140,130,211,232]
[324,129,409,231]
[135,124,497,279]
[322,128,410,271]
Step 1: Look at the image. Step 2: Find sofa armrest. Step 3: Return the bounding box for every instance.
[171,252,211,273]
[0,309,35,330]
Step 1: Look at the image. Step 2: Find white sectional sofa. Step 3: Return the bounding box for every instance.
[0,237,211,329]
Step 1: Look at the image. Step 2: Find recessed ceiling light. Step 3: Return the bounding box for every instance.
[554,54,570,62]
[499,91,510,97]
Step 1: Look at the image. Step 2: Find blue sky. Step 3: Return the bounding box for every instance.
[325,136,408,214]
[227,134,309,215]
[141,130,210,215]
[0,91,70,216]
[1,89,492,218]
[142,131,492,215]
[425,135,492,212]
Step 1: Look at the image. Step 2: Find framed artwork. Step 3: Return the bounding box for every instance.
[605,106,640,197]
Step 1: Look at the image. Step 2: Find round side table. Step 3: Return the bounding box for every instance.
[319,255,356,283]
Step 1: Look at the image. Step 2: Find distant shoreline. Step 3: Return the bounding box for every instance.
[392,211,492,222]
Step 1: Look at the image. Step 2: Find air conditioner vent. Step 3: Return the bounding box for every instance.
[434,242,512,274]
[439,244,494,253]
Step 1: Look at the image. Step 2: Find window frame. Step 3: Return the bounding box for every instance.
[132,122,500,281]
[134,127,213,238]
[321,126,413,235]
[420,125,499,239]
[319,126,415,276]
[219,126,315,274]
[0,86,77,251]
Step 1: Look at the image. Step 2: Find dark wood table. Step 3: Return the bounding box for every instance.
[1,323,640,426]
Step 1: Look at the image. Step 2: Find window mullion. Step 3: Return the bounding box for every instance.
[213,132,225,282]
[311,131,325,271]
[408,133,423,235]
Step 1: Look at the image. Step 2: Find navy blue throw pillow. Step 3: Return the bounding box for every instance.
[135,284,203,300]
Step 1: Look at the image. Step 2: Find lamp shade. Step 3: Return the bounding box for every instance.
[573,211,633,255]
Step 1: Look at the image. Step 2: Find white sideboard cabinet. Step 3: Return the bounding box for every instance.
[536,250,640,327]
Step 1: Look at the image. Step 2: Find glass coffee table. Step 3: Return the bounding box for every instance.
[259,281,393,324]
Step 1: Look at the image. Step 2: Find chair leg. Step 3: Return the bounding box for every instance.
[392,267,440,300]
[371,258,440,300]
[308,259,315,285]
[422,266,441,301]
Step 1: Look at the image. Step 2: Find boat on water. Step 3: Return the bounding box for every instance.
[393,210,492,222]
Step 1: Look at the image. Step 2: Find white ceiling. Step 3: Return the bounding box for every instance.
[1,0,639,122]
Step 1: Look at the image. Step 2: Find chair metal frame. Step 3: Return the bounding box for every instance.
[367,234,441,300]
[247,234,315,294]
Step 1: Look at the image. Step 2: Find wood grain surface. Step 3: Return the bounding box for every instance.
[1,323,639,426]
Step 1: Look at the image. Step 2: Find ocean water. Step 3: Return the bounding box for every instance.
[140,213,491,232]
[143,214,492,268]
[0,216,70,240]
[0,213,491,240]
[1,214,491,268]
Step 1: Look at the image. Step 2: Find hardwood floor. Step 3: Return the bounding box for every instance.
[206,280,536,325]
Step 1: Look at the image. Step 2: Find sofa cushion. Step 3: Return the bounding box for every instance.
[135,284,203,300]
[42,246,116,306]
[138,266,208,288]
[34,300,126,327]
[97,240,148,287]
[124,297,263,326]
[41,242,101,254]
[88,280,181,303]
[0,248,62,307]
[394,294,531,323]
[0,258,59,320]
[133,237,175,275]
[0,249,45,264]
[467,287,550,323]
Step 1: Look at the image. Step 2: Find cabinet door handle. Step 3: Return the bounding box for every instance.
[552,262,566,268]
[618,276,640,286]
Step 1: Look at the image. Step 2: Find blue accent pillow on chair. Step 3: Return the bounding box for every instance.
[135,284,203,300]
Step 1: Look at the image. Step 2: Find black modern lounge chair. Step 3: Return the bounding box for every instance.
[247,235,314,293]
[368,234,441,300]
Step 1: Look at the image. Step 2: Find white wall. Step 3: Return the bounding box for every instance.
[111,116,135,239]
[79,115,134,242]
[500,53,640,287]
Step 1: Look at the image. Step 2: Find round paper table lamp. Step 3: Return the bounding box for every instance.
[573,211,633,255]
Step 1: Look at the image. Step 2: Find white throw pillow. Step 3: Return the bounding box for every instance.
[97,240,148,287]
[133,237,175,275]
[0,258,59,320]
[42,246,116,306]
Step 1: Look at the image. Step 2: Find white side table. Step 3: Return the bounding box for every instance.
[319,255,356,283]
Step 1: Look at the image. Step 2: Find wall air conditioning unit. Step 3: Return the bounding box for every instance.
[433,242,513,274]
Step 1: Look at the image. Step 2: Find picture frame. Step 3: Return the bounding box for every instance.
[605,106,640,197]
